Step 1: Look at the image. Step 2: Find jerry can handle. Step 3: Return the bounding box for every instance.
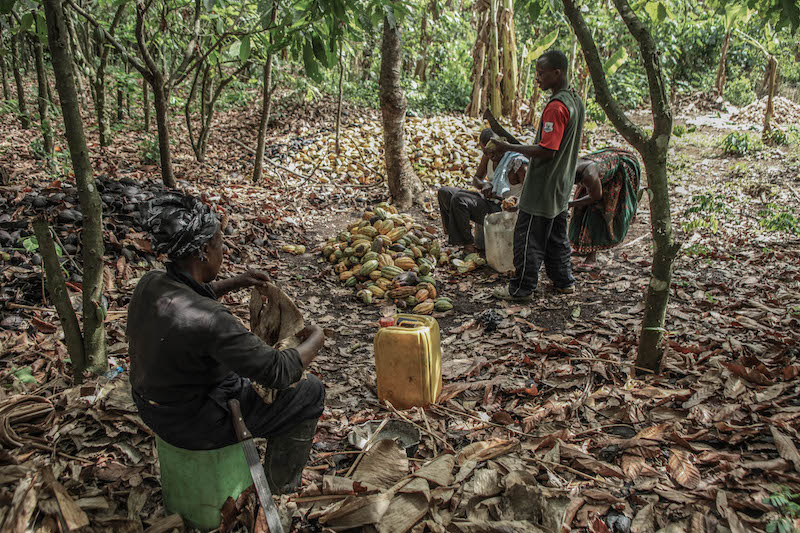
[396,317,423,328]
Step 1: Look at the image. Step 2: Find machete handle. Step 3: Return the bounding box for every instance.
[228,399,252,441]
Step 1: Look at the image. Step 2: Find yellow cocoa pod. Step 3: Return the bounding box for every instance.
[378,253,394,268]
[368,285,386,298]
[412,301,434,315]
[294,245,306,255]
[376,278,392,290]
[340,271,354,282]
[415,289,429,302]
[282,244,296,253]
[335,262,348,274]
[394,257,416,271]
[369,270,382,281]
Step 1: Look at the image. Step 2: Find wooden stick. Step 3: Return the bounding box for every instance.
[431,403,540,440]
[567,356,655,374]
[383,402,454,453]
[417,407,437,455]
[7,302,126,317]
[525,456,616,486]
[344,417,390,478]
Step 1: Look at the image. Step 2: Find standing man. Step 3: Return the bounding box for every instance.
[491,49,585,301]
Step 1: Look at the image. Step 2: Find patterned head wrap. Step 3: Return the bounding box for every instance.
[145,193,220,260]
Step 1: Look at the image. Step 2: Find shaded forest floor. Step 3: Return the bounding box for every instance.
[1,90,800,532]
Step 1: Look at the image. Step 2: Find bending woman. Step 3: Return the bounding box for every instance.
[569,148,641,265]
[127,192,325,494]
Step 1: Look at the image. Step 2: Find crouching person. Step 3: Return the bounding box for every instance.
[438,128,528,253]
[127,192,325,494]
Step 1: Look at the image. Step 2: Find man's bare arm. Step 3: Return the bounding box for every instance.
[493,140,557,161]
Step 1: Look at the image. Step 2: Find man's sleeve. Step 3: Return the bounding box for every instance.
[539,101,570,151]
[208,308,304,389]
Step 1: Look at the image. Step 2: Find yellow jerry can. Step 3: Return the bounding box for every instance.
[374,314,442,410]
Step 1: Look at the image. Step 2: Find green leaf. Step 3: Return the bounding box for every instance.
[239,35,251,61]
[571,306,581,318]
[0,0,16,15]
[528,29,559,62]
[216,17,224,34]
[656,2,668,23]
[302,40,321,81]
[20,12,34,32]
[12,366,38,384]
[603,47,628,77]
[644,1,660,21]
[203,0,216,11]
[21,236,39,253]
[311,33,328,67]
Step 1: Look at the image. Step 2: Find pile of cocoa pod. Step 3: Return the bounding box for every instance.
[320,203,453,314]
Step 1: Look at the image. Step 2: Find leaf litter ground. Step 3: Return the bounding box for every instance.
[1,90,800,532]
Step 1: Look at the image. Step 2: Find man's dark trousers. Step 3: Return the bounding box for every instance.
[509,210,574,297]
[438,187,501,246]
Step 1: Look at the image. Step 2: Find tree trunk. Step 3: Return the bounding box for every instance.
[563,0,679,373]
[635,151,680,371]
[253,57,274,183]
[763,55,778,136]
[380,15,423,208]
[523,82,540,127]
[335,50,344,156]
[499,0,518,122]
[466,5,488,118]
[117,77,124,120]
[33,38,54,157]
[487,0,501,118]
[94,76,109,146]
[10,32,30,129]
[150,79,176,187]
[142,77,150,131]
[715,30,731,95]
[64,8,89,111]
[0,53,10,101]
[43,0,107,376]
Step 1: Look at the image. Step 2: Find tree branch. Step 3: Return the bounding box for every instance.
[66,0,148,77]
[33,219,87,381]
[166,0,202,89]
[562,0,647,150]
[612,0,672,141]
[134,0,162,85]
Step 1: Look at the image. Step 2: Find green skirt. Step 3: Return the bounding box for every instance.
[569,149,641,254]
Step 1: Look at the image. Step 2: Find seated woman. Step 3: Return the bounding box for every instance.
[569,148,642,266]
[438,128,528,253]
[127,193,325,494]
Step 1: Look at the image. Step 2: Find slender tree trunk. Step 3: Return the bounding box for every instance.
[335,50,344,156]
[524,82,540,126]
[10,32,30,129]
[487,0,501,117]
[150,79,176,187]
[380,15,423,208]
[43,0,107,376]
[715,30,731,95]
[763,55,778,136]
[64,8,89,111]
[466,5,488,118]
[33,38,54,157]
[94,76,109,146]
[499,0,518,122]
[117,76,124,120]
[142,77,150,131]
[253,57,274,183]
[563,0,679,373]
[0,54,10,101]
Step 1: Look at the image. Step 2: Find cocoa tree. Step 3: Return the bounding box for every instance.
[562,0,680,373]
[379,9,423,208]
[39,0,108,380]
[9,14,29,128]
[68,0,211,188]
